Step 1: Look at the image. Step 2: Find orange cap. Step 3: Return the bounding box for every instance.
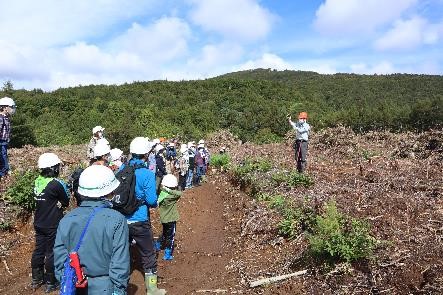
[298,112,308,119]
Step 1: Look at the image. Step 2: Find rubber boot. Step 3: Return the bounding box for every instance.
[144,273,166,295]
[154,240,161,251]
[163,248,173,261]
[31,267,44,289]
[45,272,59,293]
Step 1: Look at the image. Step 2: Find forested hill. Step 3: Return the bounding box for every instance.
[2,69,442,149]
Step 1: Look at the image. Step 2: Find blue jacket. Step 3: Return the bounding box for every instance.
[54,200,129,295]
[122,158,158,223]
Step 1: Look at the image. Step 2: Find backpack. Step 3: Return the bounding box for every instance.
[112,164,145,215]
[60,206,106,295]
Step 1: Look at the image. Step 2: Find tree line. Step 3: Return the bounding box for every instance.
[2,69,442,149]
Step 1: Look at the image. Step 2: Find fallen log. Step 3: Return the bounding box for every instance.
[249,269,308,288]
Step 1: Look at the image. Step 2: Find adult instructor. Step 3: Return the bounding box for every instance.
[288,112,311,173]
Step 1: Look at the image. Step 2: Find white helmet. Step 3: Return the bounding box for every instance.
[78,165,120,198]
[198,139,205,145]
[155,144,165,153]
[38,153,62,169]
[0,96,16,107]
[110,148,123,161]
[94,143,111,158]
[161,174,178,188]
[180,144,187,154]
[130,137,149,154]
[92,126,105,134]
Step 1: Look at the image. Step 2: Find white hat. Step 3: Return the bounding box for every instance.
[155,144,165,153]
[198,139,205,145]
[187,142,195,148]
[94,143,111,158]
[161,174,178,188]
[167,142,175,147]
[78,165,120,198]
[92,126,105,134]
[130,137,149,154]
[0,96,16,107]
[198,144,204,149]
[153,138,160,144]
[110,148,123,161]
[180,144,187,154]
[38,153,62,169]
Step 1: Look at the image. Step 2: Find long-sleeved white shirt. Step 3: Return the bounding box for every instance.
[290,121,311,141]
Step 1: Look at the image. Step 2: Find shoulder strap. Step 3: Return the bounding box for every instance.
[74,205,107,252]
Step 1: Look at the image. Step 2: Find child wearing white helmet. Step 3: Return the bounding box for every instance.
[154,174,182,261]
[87,125,106,160]
[0,96,16,180]
[31,153,70,292]
[53,165,130,295]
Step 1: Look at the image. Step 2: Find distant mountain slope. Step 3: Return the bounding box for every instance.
[2,69,442,148]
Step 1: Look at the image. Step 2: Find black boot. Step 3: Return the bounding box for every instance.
[31,267,44,289]
[45,272,59,293]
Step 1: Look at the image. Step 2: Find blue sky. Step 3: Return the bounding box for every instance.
[0,0,442,90]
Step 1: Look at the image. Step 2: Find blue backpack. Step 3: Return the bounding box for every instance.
[60,206,106,295]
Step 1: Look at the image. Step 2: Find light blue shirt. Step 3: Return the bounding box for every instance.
[290,121,311,141]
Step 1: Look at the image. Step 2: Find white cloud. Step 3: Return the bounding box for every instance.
[188,43,244,69]
[188,0,275,42]
[235,53,293,71]
[374,17,443,51]
[314,0,418,35]
[0,0,158,47]
[110,17,191,62]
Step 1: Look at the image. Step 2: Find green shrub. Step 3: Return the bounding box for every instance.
[257,193,272,202]
[361,149,379,161]
[231,158,272,181]
[268,195,286,211]
[278,202,317,239]
[278,217,299,239]
[0,220,13,232]
[287,170,314,187]
[271,171,287,185]
[210,153,231,168]
[308,201,377,263]
[5,170,39,212]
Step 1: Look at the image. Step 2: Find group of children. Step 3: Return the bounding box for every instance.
[30,126,212,295]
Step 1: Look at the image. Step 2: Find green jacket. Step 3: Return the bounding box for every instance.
[158,187,182,223]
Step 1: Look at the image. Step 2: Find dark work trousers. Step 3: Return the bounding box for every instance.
[31,226,57,274]
[178,173,187,191]
[294,140,308,173]
[158,222,176,252]
[128,221,157,274]
[0,143,9,177]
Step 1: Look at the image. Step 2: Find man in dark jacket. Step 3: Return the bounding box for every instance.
[54,165,130,295]
[31,153,70,292]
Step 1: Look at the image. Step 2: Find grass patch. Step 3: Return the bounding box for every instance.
[210,153,231,168]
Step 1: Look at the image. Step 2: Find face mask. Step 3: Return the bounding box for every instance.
[299,119,305,124]
[97,132,103,138]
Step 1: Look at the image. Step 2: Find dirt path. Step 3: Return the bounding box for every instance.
[0,180,243,295]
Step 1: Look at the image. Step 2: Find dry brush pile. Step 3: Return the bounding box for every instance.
[209,128,443,294]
